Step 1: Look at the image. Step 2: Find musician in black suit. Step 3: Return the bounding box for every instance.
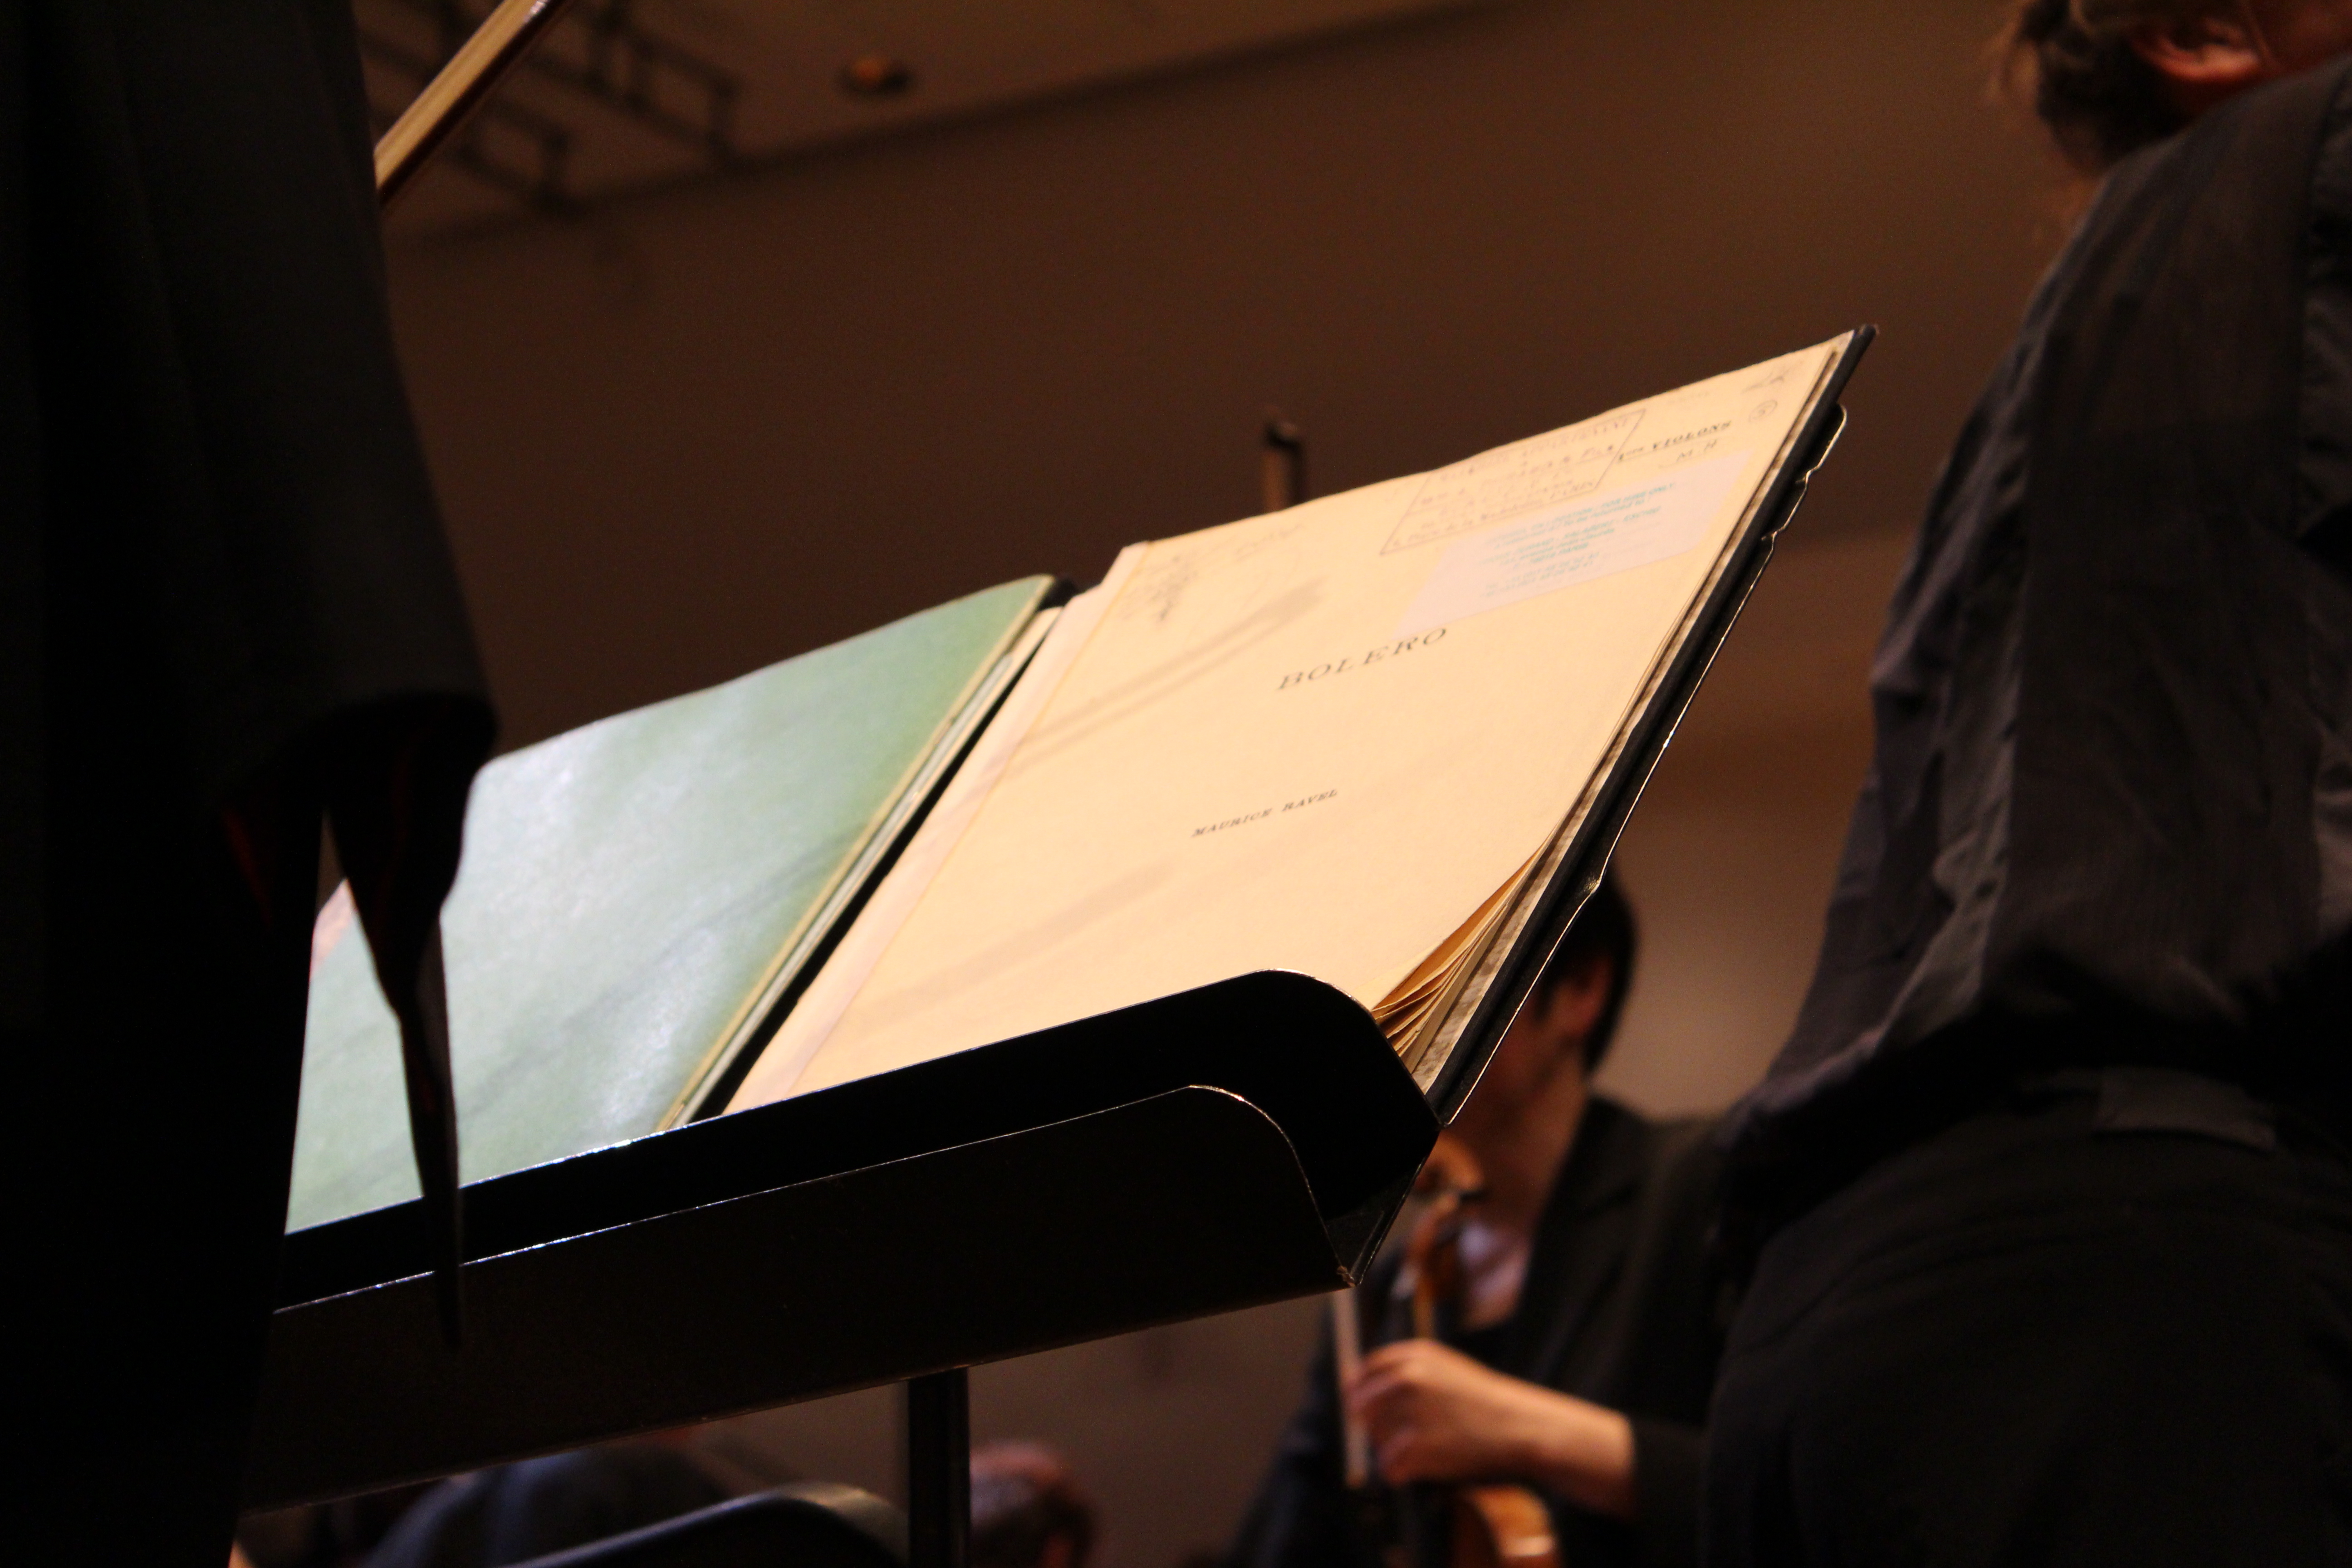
[1706,6,2352,1563]
[1230,875,1726,1568]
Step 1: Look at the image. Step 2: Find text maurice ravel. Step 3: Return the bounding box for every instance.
[1193,789,1339,839]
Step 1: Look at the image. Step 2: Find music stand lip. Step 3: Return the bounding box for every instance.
[247,1078,1397,1508]
[277,969,1432,1311]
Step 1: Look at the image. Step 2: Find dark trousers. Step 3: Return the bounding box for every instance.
[17,788,320,1567]
[1707,1071,2352,1567]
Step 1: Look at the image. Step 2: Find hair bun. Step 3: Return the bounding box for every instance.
[1997,0,2203,170]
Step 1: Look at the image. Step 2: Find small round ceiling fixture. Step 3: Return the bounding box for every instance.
[839,54,915,98]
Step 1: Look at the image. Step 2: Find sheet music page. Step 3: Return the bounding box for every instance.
[731,339,1843,1109]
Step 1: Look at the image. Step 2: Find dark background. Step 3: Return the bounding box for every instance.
[367,3,2065,1561]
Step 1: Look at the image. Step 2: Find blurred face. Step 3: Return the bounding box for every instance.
[1454,956,1611,1135]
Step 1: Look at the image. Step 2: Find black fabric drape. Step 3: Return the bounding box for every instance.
[1709,1076,2352,1567]
[5,5,492,1564]
[1721,59,2352,1234]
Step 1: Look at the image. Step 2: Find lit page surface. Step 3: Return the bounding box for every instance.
[731,341,1843,1109]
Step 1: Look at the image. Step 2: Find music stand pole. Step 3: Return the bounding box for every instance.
[907,1370,972,1568]
[1261,411,1306,512]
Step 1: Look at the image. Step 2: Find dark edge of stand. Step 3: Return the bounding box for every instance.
[275,970,1430,1310]
[1424,329,1875,1122]
[249,1078,1390,1509]
[250,973,1434,1506]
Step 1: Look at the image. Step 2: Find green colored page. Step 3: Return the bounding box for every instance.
[288,578,1052,1232]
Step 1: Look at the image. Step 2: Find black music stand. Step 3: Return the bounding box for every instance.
[244,353,1868,1568]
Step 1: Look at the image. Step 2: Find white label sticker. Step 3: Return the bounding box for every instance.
[1393,452,1750,638]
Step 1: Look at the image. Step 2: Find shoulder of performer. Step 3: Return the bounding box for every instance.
[1574,1097,1720,1197]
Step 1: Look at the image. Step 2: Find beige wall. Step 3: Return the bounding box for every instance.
[387,0,2057,749]
[1598,529,1909,1118]
[379,0,2061,1561]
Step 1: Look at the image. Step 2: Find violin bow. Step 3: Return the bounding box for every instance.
[375,0,578,205]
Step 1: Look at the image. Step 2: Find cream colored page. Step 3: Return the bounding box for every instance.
[742,342,1838,1106]
[729,568,1131,1111]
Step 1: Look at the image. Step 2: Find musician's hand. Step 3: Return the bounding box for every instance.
[1348,1339,1637,1520]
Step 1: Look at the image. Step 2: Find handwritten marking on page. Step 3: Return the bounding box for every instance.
[1393,451,1749,638]
[1383,409,1646,554]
